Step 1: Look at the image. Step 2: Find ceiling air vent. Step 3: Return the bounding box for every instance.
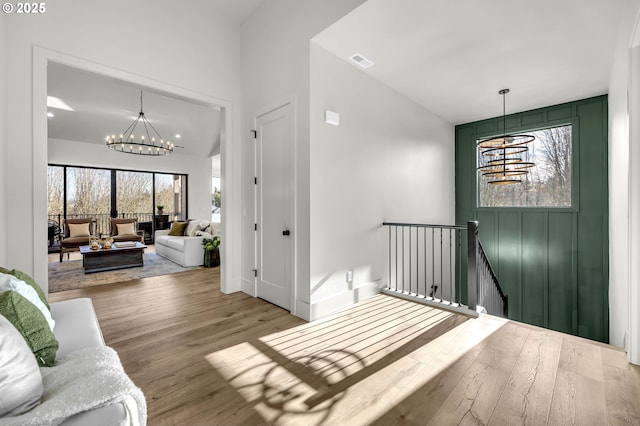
[349,53,374,69]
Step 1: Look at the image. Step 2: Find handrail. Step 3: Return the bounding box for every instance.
[383,221,466,230]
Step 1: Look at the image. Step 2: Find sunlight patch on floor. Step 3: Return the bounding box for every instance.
[205,294,507,425]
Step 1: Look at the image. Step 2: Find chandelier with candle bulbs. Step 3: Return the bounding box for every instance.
[106,91,174,156]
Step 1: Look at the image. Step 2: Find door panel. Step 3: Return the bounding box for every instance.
[256,104,293,310]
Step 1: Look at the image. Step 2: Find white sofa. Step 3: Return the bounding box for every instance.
[52,298,130,425]
[154,220,215,267]
[1,298,143,425]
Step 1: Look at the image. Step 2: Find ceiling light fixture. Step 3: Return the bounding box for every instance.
[106,91,174,156]
[477,89,534,184]
[47,112,54,118]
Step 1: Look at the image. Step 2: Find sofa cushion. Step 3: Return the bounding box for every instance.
[0,291,58,367]
[154,234,170,246]
[168,221,188,236]
[166,237,185,251]
[68,223,90,238]
[0,273,54,330]
[50,298,105,358]
[7,269,50,310]
[0,314,44,416]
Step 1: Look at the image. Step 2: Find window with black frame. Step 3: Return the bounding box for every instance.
[478,124,572,207]
[47,165,187,239]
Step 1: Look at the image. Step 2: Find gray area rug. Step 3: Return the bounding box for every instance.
[48,252,197,293]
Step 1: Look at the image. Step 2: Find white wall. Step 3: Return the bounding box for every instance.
[628,43,640,365]
[608,0,640,360]
[0,12,7,268]
[3,0,242,293]
[48,139,212,220]
[308,44,455,318]
[240,0,367,319]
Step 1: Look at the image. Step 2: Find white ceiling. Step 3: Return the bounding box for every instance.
[46,0,269,157]
[313,0,626,124]
[47,62,222,158]
[209,0,265,24]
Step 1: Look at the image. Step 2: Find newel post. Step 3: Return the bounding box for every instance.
[467,221,478,311]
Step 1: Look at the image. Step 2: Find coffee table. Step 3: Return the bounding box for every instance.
[79,242,147,274]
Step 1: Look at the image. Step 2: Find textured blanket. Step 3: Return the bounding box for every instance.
[0,346,146,426]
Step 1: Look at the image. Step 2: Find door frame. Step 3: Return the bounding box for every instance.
[253,97,297,313]
[33,46,236,294]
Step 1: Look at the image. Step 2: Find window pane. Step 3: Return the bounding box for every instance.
[478,125,572,207]
[66,167,111,234]
[155,174,187,221]
[116,170,153,223]
[47,166,64,218]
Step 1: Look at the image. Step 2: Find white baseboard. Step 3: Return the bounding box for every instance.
[294,299,310,321]
[310,280,382,321]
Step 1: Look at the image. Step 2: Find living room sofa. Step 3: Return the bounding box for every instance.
[52,298,133,425]
[0,292,145,425]
[154,220,213,267]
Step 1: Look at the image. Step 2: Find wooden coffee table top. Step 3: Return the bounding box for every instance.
[80,242,146,255]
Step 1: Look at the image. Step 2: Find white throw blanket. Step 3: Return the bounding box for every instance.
[0,346,146,426]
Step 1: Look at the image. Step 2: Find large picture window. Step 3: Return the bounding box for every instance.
[478,124,572,207]
[47,165,187,236]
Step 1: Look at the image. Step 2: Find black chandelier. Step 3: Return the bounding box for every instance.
[106,91,174,156]
[477,89,534,184]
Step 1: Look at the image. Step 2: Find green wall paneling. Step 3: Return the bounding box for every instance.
[454,95,609,343]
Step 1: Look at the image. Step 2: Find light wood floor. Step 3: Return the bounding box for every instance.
[49,270,640,425]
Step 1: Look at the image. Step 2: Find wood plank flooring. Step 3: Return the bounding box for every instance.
[49,270,640,425]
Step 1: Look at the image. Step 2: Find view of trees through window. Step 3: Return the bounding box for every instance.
[478,124,572,207]
[47,165,187,234]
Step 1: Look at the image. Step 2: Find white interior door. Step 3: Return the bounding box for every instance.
[256,103,293,310]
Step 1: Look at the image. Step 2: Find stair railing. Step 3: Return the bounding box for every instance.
[382,220,508,318]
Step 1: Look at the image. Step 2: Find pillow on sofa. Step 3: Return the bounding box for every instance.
[168,221,188,236]
[185,220,200,237]
[186,220,210,237]
[0,314,44,416]
[8,269,49,310]
[68,222,90,238]
[0,273,54,330]
[0,291,59,367]
[116,222,135,236]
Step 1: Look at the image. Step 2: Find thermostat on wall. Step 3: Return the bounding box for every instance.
[325,110,340,126]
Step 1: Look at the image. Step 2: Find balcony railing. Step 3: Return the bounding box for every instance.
[48,212,181,237]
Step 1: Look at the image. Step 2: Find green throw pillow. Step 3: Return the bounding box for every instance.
[0,291,58,367]
[0,266,10,274]
[9,269,49,310]
[168,221,189,236]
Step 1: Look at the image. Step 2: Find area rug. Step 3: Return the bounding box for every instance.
[48,253,197,293]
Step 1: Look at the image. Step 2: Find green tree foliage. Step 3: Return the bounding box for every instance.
[212,187,221,208]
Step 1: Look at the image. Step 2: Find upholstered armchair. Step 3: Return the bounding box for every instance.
[59,218,96,262]
[110,218,143,243]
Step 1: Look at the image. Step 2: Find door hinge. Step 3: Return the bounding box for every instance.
[254,177,257,185]
[251,130,257,139]
[252,268,257,277]
[254,223,257,231]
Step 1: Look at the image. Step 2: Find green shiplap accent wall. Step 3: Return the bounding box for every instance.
[455,95,609,343]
